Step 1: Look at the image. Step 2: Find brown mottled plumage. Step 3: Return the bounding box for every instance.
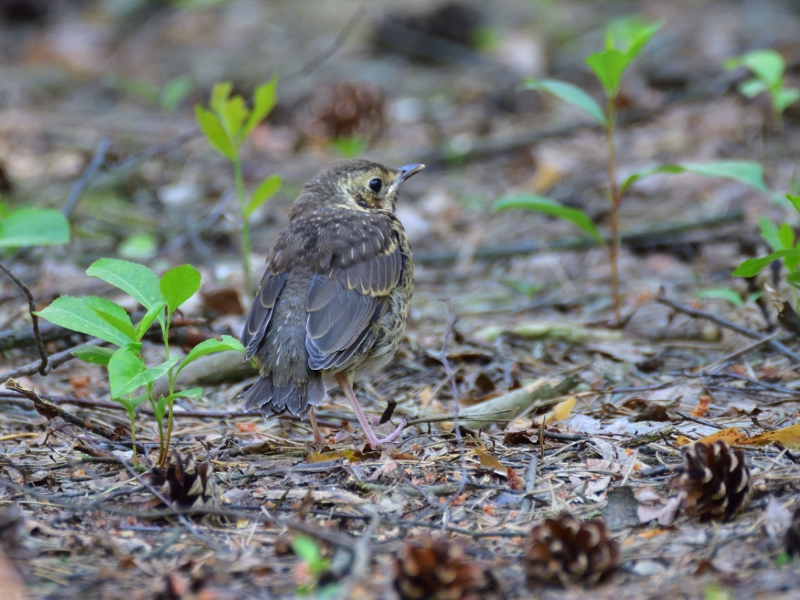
[241,159,423,446]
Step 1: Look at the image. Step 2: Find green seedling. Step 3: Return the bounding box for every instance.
[725,49,800,128]
[0,204,70,248]
[108,75,195,114]
[734,194,800,307]
[36,258,244,466]
[330,136,369,158]
[495,16,767,324]
[291,535,338,597]
[118,233,157,260]
[696,288,762,308]
[195,76,281,294]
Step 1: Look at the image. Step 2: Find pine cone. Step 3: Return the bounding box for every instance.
[525,513,619,586]
[393,535,480,600]
[149,451,218,510]
[294,82,384,144]
[670,441,751,521]
[785,507,800,557]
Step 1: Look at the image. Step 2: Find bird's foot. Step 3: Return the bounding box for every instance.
[363,419,407,448]
[309,408,326,443]
[337,374,406,447]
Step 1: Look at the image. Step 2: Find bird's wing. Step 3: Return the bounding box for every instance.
[241,269,288,360]
[305,238,403,370]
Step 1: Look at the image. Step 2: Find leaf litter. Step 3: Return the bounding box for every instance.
[2,0,800,598]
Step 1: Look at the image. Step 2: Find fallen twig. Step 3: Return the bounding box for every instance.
[282,5,366,82]
[4,379,146,452]
[0,339,104,384]
[414,209,744,265]
[0,259,48,376]
[106,128,201,172]
[63,137,110,217]
[437,298,468,526]
[657,290,800,362]
[516,455,538,522]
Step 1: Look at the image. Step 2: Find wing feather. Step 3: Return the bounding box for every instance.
[241,270,287,360]
[305,240,402,371]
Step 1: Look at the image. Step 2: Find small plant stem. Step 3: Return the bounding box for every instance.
[148,387,164,461]
[232,154,254,295]
[128,409,138,467]
[159,312,175,468]
[605,95,622,325]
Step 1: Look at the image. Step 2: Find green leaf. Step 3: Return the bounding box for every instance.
[759,216,782,252]
[786,194,800,214]
[775,87,800,113]
[159,264,201,313]
[112,354,180,399]
[737,78,769,98]
[678,161,767,191]
[218,95,248,145]
[108,345,146,399]
[586,48,629,97]
[733,249,800,277]
[106,75,159,103]
[0,208,70,248]
[209,81,233,113]
[620,161,767,195]
[291,535,328,573]
[607,17,663,61]
[244,74,278,137]
[696,288,744,307]
[118,233,157,260]
[779,223,795,251]
[36,296,135,347]
[520,78,606,126]
[86,297,138,342]
[726,49,784,87]
[116,392,149,414]
[330,136,370,158]
[502,279,542,298]
[746,291,763,303]
[177,335,245,375]
[87,258,163,312]
[71,346,115,366]
[160,75,194,114]
[786,271,800,286]
[135,300,167,340]
[494,195,606,244]
[160,388,205,404]
[195,105,234,159]
[244,174,281,218]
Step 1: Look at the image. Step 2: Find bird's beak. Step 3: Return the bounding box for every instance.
[389,163,425,195]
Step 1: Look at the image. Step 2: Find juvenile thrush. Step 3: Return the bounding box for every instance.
[241,159,423,447]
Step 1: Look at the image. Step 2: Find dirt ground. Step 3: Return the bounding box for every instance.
[2,0,800,598]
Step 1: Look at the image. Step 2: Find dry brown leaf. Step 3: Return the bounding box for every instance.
[507,467,524,491]
[534,395,576,427]
[306,447,381,463]
[368,456,399,481]
[474,447,505,476]
[741,421,800,449]
[691,395,711,418]
[677,427,746,446]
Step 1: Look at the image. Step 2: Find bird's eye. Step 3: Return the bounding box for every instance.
[369,178,382,193]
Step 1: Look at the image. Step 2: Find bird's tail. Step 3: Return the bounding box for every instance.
[242,373,325,418]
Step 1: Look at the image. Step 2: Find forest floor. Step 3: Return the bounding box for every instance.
[2,0,800,598]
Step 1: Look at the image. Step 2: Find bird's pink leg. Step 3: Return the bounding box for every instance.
[309,407,325,443]
[336,374,405,447]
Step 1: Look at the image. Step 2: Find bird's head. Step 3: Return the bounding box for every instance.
[302,159,425,213]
